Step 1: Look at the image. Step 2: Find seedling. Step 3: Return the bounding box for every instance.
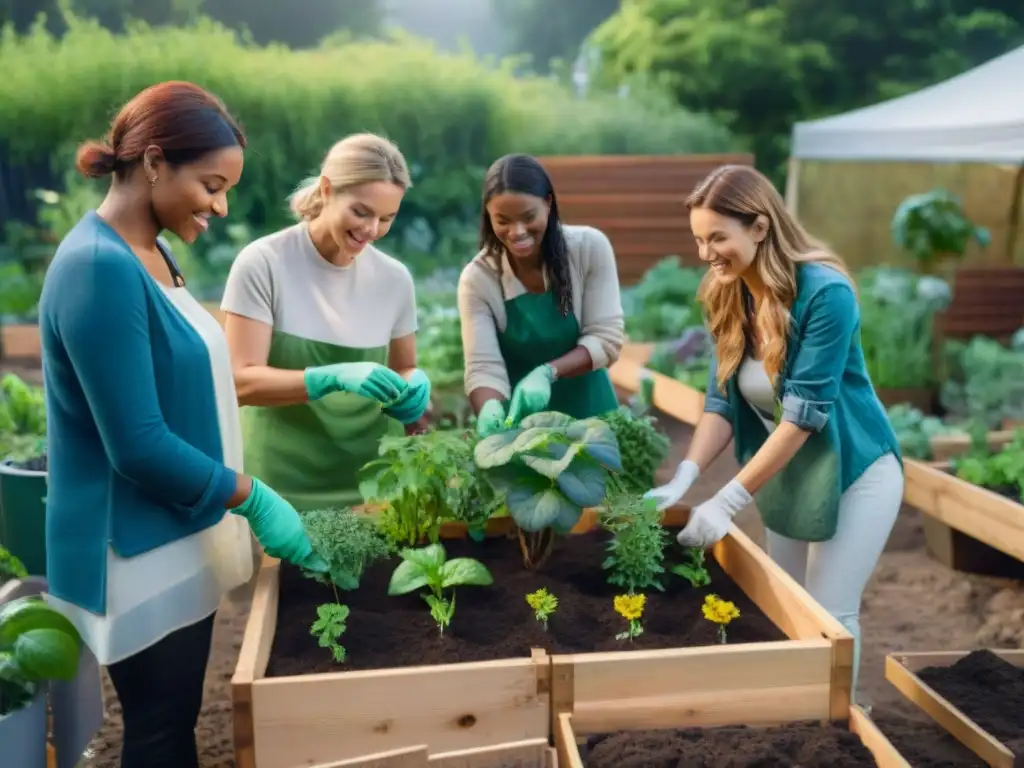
[299,507,393,591]
[525,588,558,630]
[599,494,667,593]
[671,546,711,587]
[701,593,740,644]
[310,603,349,663]
[388,543,493,635]
[613,593,646,642]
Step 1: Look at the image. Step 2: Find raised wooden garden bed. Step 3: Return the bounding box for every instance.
[232,507,852,768]
[553,704,908,767]
[886,650,1024,768]
[903,459,1024,576]
[609,356,705,426]
[928,430,1015,462]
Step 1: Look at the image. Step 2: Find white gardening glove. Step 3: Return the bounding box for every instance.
[644,460,700,511]
[676,479,753,548]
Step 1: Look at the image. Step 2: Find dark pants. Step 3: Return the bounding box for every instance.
[106,612,216,768]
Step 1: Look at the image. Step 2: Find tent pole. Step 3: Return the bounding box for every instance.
[784,157,801,215]
[1006,164,1024,264]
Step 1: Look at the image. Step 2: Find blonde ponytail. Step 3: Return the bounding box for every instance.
[288,177,325,221]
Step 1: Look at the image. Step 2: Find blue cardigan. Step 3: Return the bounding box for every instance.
[703,262,901,541]
[40,212,237,614]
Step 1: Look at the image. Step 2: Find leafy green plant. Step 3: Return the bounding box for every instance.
[360,429,493,547]
[299,507,393,590]
[0,374,47,465]
[310,603,349,663]
[622,257,704,342]
[891,189,990,273]
[941,337,1024,430]
[646,327,712,392]
[601,406,670,494]
[598,493,668,593]
[387,543,493,635]
[473,412,622,569]
[886,404,960,461]
[0,546,27,586]
[952,429,1024,499]
[0,596,82,716]
[671,546,711,588]
[525,588,558,631]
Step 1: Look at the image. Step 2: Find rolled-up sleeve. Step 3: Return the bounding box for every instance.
[781,283,857,432]
[576,228,625,369]
[702,350,732,418]
[457,265,511,399]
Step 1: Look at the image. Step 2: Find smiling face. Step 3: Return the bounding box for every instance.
[320,180,405,258]
[485,192,551,263]
[150,146,245,244]
[689,206,767,283]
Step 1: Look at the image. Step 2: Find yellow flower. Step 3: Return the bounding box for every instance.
[702,594,740,625]
[614,593,646,621]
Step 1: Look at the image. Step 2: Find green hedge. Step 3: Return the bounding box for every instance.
[0,15,735,265]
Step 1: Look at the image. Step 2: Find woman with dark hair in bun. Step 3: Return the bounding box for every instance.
[39,81,325,768]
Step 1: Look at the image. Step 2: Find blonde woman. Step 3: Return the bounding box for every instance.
[645,165,902,702]
[221,134,429,509]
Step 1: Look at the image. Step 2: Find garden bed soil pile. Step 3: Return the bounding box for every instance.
[871,712,987,768]
[580,722,875,767]
[266,529,783,676]
[917,650,1024,757]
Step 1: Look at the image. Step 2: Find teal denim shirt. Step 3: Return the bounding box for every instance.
[703,263,902,541]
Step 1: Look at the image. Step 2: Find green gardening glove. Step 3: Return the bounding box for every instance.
[233,478,327,572]
[304,362,408,404]
[506,364,556,425]
[384,368,431,424]
[476,399,506,437]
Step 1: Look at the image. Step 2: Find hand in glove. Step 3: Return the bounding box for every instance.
[476,399,506,438]
[676,479,752,548]
[304,362,408,404]
[384,369,431,424]
[232,478,327,572]
[643,460,700,511]
[506,364,555,424]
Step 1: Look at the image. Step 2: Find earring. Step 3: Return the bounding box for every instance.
[149,176,157,187]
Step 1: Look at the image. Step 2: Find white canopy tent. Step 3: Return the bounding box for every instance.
[786,44,1024,260]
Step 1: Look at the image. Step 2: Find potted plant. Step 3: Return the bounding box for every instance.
[0,594,82,767]
[891,188,989,276]
[0,374,47,576]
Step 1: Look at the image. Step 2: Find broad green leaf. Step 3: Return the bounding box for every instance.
[0,597,81,649]
[556,456,608,507]
[473,429,524,468]
[506,477,576,531]
[568,418,623,472]
[479,462,521,495]
[399,543,446,571]
[519,412,573,429]
[521,441,581,479]
[387,559,431,595]
[13,628,80,681]
[440,558,493,588]
[551,503,583,534]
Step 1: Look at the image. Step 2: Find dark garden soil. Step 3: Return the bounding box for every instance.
[580,721,875,767]
[916,650,1024,757]
[871,712,987,767]
[266,528,784,677]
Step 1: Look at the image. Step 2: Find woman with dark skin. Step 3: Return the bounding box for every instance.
[458,154,626,432]
[39,81,323,768]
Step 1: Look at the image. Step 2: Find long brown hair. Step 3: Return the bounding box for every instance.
[688,165,852,391]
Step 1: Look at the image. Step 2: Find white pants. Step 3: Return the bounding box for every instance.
[765,452,903,702]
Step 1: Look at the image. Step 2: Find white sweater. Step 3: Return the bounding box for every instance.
[457,224,625,398]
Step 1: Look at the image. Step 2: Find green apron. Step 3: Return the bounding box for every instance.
[496,290,619,419]
[241,330,402,511]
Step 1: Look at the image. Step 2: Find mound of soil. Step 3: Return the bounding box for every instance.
[871,712,986,767]
[266,529,783,676]
[582,722,874,767]
[917,650,1024,756]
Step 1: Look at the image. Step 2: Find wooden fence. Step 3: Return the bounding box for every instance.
[537,154,754,285]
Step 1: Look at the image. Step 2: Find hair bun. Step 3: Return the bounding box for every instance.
[75,140,118,178]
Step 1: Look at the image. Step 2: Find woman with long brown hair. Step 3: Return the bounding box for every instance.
[645,164,903,703]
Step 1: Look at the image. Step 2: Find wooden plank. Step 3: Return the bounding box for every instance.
[557,194,689,222]
[903,459,1024,562]
[886,651,1024,768]
[312,745,429,768]
[609,356,705,426]
[429,739,553,767]
[555,714,581,768]
[928,430,1014,462]
[849,705,912,768]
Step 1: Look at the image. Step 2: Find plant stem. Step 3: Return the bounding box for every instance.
[517,527,555,570]
[718,625,726,644]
